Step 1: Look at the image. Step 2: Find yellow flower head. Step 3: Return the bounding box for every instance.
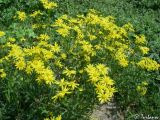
[96,64,109,75]
[40,0,57,9]
[139,46,149,55]
[60,53,67,59]
[0,69,6,78]
[137,57,159,71]
[56,28,70,37]
[38,34,50,41]
[37,68,55,85]
[51,42,61,53]
[30,10,43,18]
[17,11,26,21]
[8,37,16,42]
[44,115,62,120]
[15,59,26,70]
[0,31,5,37]
[135,35,146,45]
[52,87,71,101]
[136,81,148,96]
[63,68,76,77]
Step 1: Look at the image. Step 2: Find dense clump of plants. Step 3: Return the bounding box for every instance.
[0,0,159,119]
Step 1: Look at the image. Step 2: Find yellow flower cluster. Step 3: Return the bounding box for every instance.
[85,64,116,103]
[8,37,16,43]
[16,11,26,21]
[0,69,6,78]
[51,11,143,68]
[115,47,129,67]
[32,24,48,29]
[52,79,79,101]
[4,36,61,84]
[139,46,149,55]
[30,10,43,18]
[136,81,148,95]
[63,68,76,77]
[52,16,71,37]
[40,0,57,9]
[37,34,50,41]
[52,10,159,71]
[44,115,61,120]
[0,31,5,37]
[135,35,146,45]
[137,57,159,71]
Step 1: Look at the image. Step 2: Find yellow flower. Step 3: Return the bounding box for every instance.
[15,59,26,70]
[24,46,41,55]
[8,37,16,42]
[85,64,100,83]
[139,46,149,55]
[97,87,116,104]
[56,78,68,89]
[56,28,70,37]
[137,57,159,71]
[60,53,67,59]
[95,83,106,93]
[26,63,33,74]
[54,60,63,68]
[73,26,84,40]
[119,58,129,67]
[0,69,6,78]
[68,81,79,90]
[135,35,146,45]
[63,68,76,77]
[136,85,147,96]
[40,0,57,9]
[78,87,84,92]
[44,118,50,120]
[30,10,43,18]
[52,87,71,101]
[20,37,26,42]
[51,19,63,27]
[142,81,148,86]
[81,41,93,53]
[17,11,26,21]
[55,115,62,120]
[44,115,62,120]
[8,44,24,59]
[0,31,5,37]
[85,63,115,103]
[84,55,91,62]
[115,48,129,67]
[101,76,114,85]
[51,42,61,53]
[37,68,55,84]
[122,22,134,32]
[88,33,97,40]
[29,60,45,75]
[97,92,110,104]
[79,69,84,74]
[42,49,54,60]
[32,24,40,29]
[38,34,50,41]
[94,45,102,50]
[96,64,109,75]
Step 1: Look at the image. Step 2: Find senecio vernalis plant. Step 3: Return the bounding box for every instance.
[0,0,159,119]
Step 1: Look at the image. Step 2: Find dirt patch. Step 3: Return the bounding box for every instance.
[90,101,124,120]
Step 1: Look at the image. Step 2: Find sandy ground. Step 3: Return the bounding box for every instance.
[90,101,124,120]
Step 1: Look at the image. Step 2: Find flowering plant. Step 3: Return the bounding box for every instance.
[0,0,159,119]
